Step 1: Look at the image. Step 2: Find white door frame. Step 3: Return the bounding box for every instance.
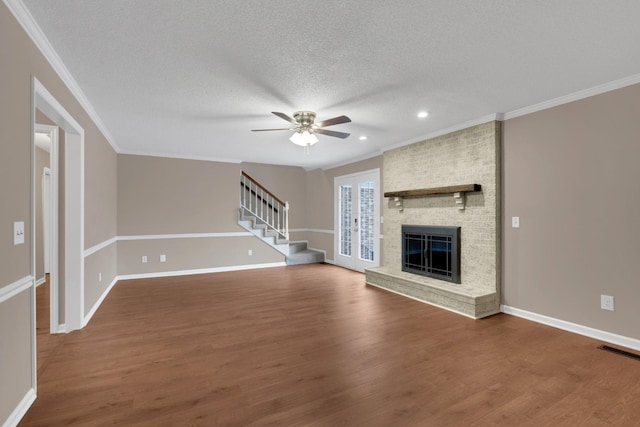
[334,168,381,272]
[31,76,85,343]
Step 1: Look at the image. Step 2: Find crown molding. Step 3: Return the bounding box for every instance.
[8,0,640,164]
[117,148,242,164]
[319,149,383,171]
[382,113,503,154]
[4,0,120,152]
[503,73,640,120]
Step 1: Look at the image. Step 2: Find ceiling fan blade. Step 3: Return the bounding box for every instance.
[315,115,351,128]
[272,112,298,125]
[315,128,350,139]
[251,128,294,132]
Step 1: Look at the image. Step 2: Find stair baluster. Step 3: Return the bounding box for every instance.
[239,171,289,241]
[239,171,322,264]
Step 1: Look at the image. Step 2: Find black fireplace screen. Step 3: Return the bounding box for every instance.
[402,225,460,283]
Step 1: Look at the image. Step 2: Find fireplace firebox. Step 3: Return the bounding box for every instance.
[402,225,461,283]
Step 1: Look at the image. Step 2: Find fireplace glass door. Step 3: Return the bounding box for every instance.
[402,225,461,283]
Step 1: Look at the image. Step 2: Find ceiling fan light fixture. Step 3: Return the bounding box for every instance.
[290,130,319,146]
[254,111,350,149]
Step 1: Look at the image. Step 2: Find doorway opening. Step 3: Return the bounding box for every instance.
[34,124,59,334]
[31,76,85,342]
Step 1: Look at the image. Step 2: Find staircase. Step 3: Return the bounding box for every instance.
[239,172,324,265]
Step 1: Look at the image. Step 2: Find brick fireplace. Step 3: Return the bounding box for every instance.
[365,121,501,318]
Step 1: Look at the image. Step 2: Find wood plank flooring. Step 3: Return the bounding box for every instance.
[21,264,640,426]
[35,276,65,377]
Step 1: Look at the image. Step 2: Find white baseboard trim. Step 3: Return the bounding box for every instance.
[35,277,46,287]
[117,262,287,281]
[324,259,336,265]
[501,305,640,351]
[83,277,118,327]
[3,387,36,427]
[81,263,286,326]
[0,276,33,304]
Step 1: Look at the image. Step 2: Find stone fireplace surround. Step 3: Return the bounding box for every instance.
[365,121,501,318]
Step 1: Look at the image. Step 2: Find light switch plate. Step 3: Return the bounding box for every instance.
[511,217,520,228]
[14,221,25,245]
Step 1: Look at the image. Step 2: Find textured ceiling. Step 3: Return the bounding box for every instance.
[20,0,640,169]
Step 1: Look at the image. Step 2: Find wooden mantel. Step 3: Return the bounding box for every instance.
[384,184,481,198]
[384,184,481,210]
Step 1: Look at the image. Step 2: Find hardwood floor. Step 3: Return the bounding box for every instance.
[35,276,65,377]
[21,264,640,426]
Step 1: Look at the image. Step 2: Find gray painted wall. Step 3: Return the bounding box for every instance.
[503,83,640,339]
[117,155,284,275]
[0,3,117,423]
[3,0,640,424]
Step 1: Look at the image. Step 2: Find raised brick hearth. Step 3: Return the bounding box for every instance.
[365,121,501,318]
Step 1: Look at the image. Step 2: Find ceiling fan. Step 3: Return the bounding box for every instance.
[252,111,351,147]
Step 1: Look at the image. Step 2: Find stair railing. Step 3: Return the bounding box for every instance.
[240,171,289,240]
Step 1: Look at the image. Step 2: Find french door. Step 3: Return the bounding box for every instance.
[334,169,380,272]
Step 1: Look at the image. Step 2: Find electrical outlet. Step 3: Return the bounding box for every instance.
[511,217,520,228]
[601,295,614,311]
[98,272,102,282]
[248,249,252,256]
[142,255,148,263]
[160,254,166,262]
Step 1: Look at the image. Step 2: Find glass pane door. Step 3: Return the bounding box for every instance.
[339,184,352,256]
[359,181,375,262]
[334,170,380,272]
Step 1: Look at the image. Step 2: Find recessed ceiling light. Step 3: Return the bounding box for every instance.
[359,136,367,141]
[417,111,429,118]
